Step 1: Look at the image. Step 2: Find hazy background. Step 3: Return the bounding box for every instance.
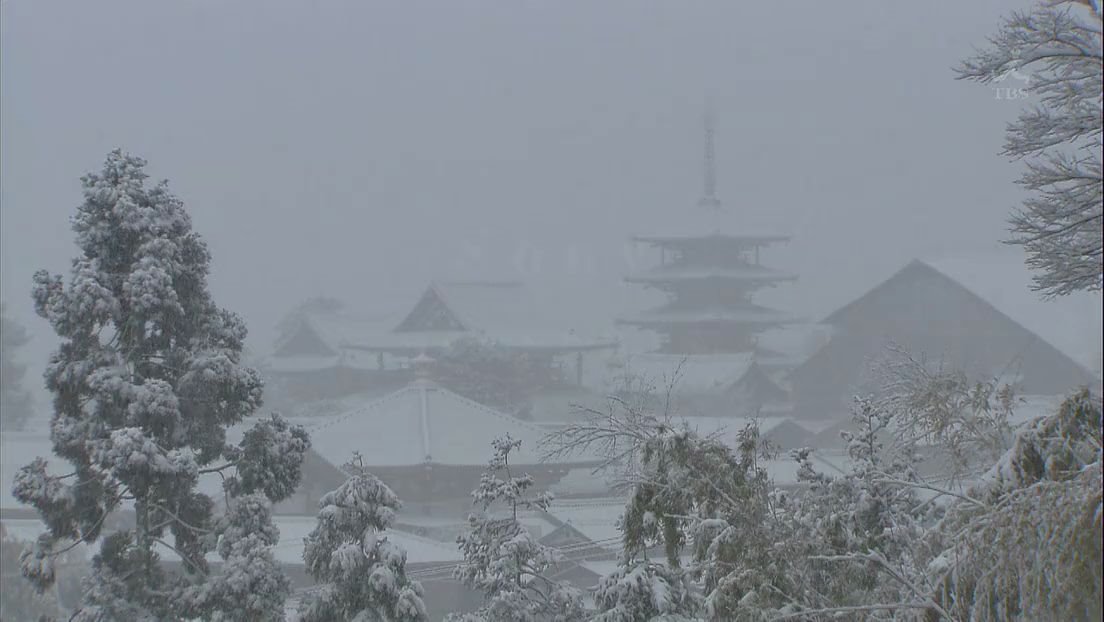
[8,0,1088,414]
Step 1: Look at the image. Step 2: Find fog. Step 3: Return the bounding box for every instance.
[4,0,1071,400]
[4,1,1104,619]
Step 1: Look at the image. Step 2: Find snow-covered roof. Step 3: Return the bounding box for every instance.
[304,380,589,468]
[357,281,619,353]
[265,354,344,373]
[752,324,833,363]
[618,304,798,326]
[632,232,791,248]
[918,253,1102,371]
[271,312,402,358]
[269,516,461,565]
[306,313,402,350]
[264,349,395,374]
[527,388,612,424]
[622,353,756,393]
[761,419,815,450]
[353,329,615,354]
[625,265,798,284]
[548,467,617,498]
[436,281,618,349]
[545,499,627,549]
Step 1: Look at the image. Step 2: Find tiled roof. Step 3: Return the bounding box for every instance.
[919,253,1102,371]
[305,380,587,468]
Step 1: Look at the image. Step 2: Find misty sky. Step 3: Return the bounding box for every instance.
[9,0,1093,404]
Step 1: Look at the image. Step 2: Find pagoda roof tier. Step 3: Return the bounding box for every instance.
[616,305,799,327]
[625,265,798,285]
[632,232,791,250]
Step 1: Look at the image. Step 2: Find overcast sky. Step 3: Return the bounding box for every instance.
[5,0,1098,408]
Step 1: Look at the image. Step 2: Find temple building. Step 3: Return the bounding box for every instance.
[265,280,617,405]
[617,110,798,415]
[789,254,1101,420]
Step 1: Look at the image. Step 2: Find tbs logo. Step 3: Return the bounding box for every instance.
[992,67,1031,101]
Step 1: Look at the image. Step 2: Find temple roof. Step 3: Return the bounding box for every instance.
[271,281,618,359]
[305,380,600,469]
[624,264,798,285]
[617,303,798,327]
[379,281,617,353]
[823,254,1102,371]
[917,254,1102,371]
[268,516,462,565]
[632,232,791,249]
[272,312,402,358]
[351,329,616,354]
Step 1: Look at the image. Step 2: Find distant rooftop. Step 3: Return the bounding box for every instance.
[918,253,1102,371]
[625,264,798,285]
[632,232,791,249]
[304,380,601,468]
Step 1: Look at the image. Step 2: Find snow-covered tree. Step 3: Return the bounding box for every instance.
[298,452,428,622]
[12,149,310,620]
[957,1,1103,296]
[925,389,1102,621]
[549,391,780,621]
[552,379,950,621]
[1,301,35,430]
[1,522,62,621]
[866,343,1018,485]
[773,399,942,621]
[590,561,700,622]
[450,435,585,622]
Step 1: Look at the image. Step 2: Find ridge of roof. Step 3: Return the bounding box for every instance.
[822,259,929,325]
[305,381,571,468]
[818,257,1096,373]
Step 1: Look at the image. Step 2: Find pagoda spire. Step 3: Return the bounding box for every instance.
[698,102,721,212]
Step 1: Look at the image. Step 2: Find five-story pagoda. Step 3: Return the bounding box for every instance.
[619,109,797,368]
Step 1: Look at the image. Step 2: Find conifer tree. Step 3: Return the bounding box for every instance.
[13,149,309,620]
[298,452,429,622]
[451,435,585,622]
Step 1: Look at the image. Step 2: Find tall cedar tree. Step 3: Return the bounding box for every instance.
[13,150,309,620]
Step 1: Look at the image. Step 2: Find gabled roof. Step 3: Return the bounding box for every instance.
[624,264,798,285]
[544,499,626,549]
[269,516,461,565]
[272,312,403,358]
[305,380,590,468]
[824,256,1101,370]
[618,303,797,327]
[632,232,791,249]
[382,281,617,352]
[920,254,1102,370]
[725,361,789,404]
